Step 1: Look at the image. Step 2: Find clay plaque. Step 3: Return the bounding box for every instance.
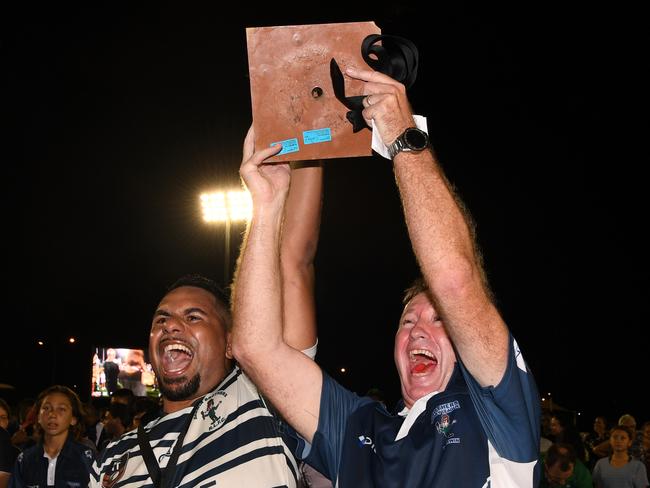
[246,21,380,162]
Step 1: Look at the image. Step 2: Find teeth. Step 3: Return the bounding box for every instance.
[409,349,434,360]
[164,343,192,355]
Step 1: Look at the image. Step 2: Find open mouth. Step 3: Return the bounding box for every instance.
[160,341,194,376]
[409,349,437,375]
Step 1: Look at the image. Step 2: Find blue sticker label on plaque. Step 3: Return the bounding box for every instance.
[303,128,332,145]
[271,138,299,155]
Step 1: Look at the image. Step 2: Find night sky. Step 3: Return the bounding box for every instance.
[2,4,645,429]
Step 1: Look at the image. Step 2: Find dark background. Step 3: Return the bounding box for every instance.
[2,4,645,430]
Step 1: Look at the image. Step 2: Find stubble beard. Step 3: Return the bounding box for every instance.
[159,374,201,401]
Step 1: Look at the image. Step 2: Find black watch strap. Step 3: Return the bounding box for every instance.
[388,127,429,159]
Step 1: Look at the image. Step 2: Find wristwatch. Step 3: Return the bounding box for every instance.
[387,127,430,159]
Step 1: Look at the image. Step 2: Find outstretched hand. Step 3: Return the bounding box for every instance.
[346,67,416,146]
[240,126,291,207]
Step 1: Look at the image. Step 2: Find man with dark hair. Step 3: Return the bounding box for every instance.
[90,144,322,487]
[540,443,592,487]
[232,67,541,486]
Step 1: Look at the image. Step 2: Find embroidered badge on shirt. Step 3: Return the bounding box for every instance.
[101,451,129,488]
[200,390,228,431]
[432,400,461,446]
[357,435,377,453]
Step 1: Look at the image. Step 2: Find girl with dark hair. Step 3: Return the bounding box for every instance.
[592,425,648,488]
[9,385,95,488]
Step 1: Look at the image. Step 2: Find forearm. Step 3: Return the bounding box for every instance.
[232,202,286,359]
[232,155,322,441]
[393,149,508,385]
[393,150,484,305]
[280,162,323,350]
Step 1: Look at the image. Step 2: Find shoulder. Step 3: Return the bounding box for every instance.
[14,443,41,468]
[593,457,607,469]
[216,365,245,392]
[67,439,96,460]
[319,372,376,422]
[18,442,41,458]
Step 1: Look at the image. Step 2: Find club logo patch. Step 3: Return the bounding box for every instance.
[200,390,227,431]
[435,413,456,437]
[101,452,129,488]
[357,435,376,453]
[432,400,460,445]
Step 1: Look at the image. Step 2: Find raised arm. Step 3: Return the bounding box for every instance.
[348,67,509,387]
[281,160,323,351]
[231,128,322,441]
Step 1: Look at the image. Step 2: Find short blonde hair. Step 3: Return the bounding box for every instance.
[618,414,636,429]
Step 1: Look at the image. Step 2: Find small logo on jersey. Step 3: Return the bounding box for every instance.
[432,400,460,418]
[357,435,376,453]
[101,451,129,488]
[158,444,173,464]
[84,449,94,461]
[435,413,457,438]
[200,396,225,431]
[431,400,460,441]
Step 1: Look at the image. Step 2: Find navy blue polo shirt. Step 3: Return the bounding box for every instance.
[10,436,94,488]
[297,334,540,487]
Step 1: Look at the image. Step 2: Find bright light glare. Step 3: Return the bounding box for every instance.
[227,191,252,221]
[201,190,252,222]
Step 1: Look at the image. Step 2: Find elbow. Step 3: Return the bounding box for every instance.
[280,237,319,270]
[230,329,254,363]
[430,255,485,301]
[230,328,255,367]
[230,341,248,367]
[230,329,281,369]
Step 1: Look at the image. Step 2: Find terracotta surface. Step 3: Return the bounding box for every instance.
[246,21,381,162]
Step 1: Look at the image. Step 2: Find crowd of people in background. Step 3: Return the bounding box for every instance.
[2,384,649,488]
[0,387,160,488]
[538,411,650,487]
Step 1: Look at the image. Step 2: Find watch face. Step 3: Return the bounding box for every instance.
[404,128,428,150]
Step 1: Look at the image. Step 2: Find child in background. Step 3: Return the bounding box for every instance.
[592,424,648,488]
[9,385,95,488]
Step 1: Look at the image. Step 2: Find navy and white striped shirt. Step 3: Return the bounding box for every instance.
[90,366,300,488]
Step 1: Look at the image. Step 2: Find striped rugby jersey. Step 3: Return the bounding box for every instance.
[90,366,301,488]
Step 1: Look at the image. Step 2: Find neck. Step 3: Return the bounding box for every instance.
[43,430,68,457]
[163,397,197,414]
[162,369,233,414]
[611,451,629,462]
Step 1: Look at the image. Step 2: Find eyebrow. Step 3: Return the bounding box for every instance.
[184,307,208,315]
[153,307,208,317]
